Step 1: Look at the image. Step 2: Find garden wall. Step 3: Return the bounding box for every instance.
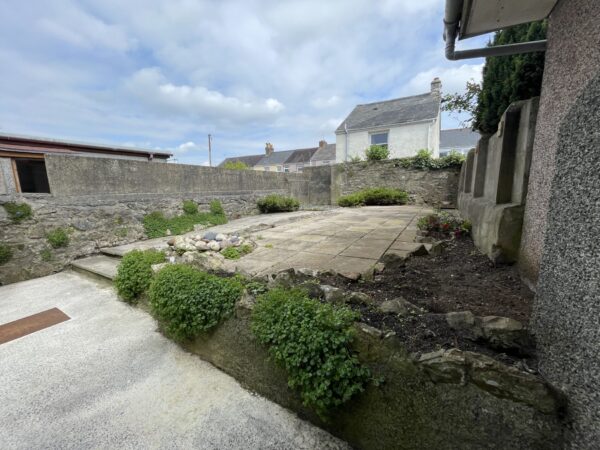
[181,300,563,450]
[330,160,460,207]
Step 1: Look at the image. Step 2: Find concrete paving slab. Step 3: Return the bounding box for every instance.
[328,256,376,277]
[0,273,347,449]
[71,255,120,280]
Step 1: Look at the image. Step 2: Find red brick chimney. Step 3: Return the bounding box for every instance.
[265,142,274,156]
[318,140,327,148]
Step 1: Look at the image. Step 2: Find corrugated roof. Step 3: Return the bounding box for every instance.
[336,93,440,133]
[218,154,264,167]
[440,128,480,149]
[311,144,336,161]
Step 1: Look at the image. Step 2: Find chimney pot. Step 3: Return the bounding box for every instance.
[265,142,274,156]
[318,140,327,148]
[431,77,442,96]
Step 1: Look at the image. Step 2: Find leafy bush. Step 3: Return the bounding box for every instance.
[349,155,362,163]
[0,244,12,265]
[143,209,227,238]
[3,202,32,223]
[252,288,370,418]
[221,244,253,260]
[338,187,408,207]
[182,200,198,215]
[257,195,300,213]
[209,199,225,216]
[114,249,165,303]
[46,228,69,248]
[417,211,472,238]
[148,264,244,340]
[222,161,249,170]
[440,150,466,167]
[395,149,465,170]
[365,144,389,161]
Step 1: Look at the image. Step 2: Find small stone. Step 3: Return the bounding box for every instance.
[208,240,221,251]
[166,238,176,246]
[446,311,477,330]
[319,285,345,303]
[195,241,209,251]
[215,233,226,241]
[357,322,383,338]
[165,229,172,236]
[374,263,385,274]
[230,236,240,243]
[219,240,232,249]
[379,299,407,314]
[346,292,372,306]
[338,271,361,281]
[411,244,429,256]
[203,231,217,241]
[182,251,196,263]
[238,292,256,310]
[428,241,446,256]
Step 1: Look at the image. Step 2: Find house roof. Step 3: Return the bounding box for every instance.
[256,149,296,166]
[218,154,264,167]
[311,144,336,161]
[285,147,318,164]
[336,93,440,134]
[440,128,480,149]
[0,132,172,159]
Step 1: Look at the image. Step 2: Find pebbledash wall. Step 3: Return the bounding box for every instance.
[0,154,456,284]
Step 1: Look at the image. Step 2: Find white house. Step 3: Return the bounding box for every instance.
[439,128,480,156]
[335,78,442,162]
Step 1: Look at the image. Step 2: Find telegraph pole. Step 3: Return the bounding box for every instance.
[208,134,212,167]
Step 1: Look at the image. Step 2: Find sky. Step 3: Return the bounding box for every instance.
[0,0,491,165]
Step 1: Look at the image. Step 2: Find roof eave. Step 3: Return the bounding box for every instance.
[335,117,438,135]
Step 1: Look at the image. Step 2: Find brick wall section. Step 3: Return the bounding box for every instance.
[331,160,460,206]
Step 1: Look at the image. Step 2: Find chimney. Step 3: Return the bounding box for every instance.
[265,142,274,156]
[318,140,327,148]
[431,77,442,97]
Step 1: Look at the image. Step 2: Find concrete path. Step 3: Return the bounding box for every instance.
[0,273,348,449]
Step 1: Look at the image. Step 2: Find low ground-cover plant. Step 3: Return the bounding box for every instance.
[149,264,244,340]
[209,199,225,216]
[222,161,249,170]
[365,144,389,161]
[251,288,371,419]
[396,149,465,170]
[114,249,165,303]
[257,195,300,213]
[221,244,253,260]
[417,211,471,238]
[40,248,52,262]
[143,201,227,238]
[0,243,12,265]
[182,200,199,215]
[46,227,69,248]
[338,187,409,207]
[3,202,32,223]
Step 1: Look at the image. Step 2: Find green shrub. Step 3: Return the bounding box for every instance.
[439,150,466,167]
[417,211,471,238]
[252,288,370,418]
[182,200,198,215]
[365,144,389,161]
[143,210,228,238]
[3,202,32,223]
[114,249,165,303]
[395,149,464,170]
[46,228,69,248]
[148,264,244,340]
[349,155,362,163]
[221,247,241,260]
[222,161,249,170]
[40,248,52,262]
[209,199,225,216]
[338,187,408,207]
[0,244,12,265]
[257,195,300,213]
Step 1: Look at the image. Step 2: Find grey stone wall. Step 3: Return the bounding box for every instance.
[518,0,600,287]
[0,157,16,195]
[331,160,460,207]
[531,68,600,447]
[457,98,539,263]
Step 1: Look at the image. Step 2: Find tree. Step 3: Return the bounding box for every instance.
[442,21,547,134]
[222,160,249,170]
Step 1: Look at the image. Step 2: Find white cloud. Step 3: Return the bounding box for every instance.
[401,63,484,97]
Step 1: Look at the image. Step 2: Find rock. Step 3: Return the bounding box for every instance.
[381,251,408,269]
[215,233,226,241]
[416,235,436,244]
[345,291,372,306]
[298,281,323,299]
[230,235,240,243]
[195,241,209,251]
[165,229,172,236]
[338,271,361,281]
[208,240,221,251]
[374,262,385,274]
[182,251,196,263]
[446,311,477,330]
[219,240,233,249]
[151,262,168,273]
[379,297,422,315]
[357,322,384,339]
[166,238,176,246]
[427,241,446,256]
[480,316,531,352]
[189,252,225,272]
[319,285,345,304]
[193,224,207,232]
[411,244,429,256]
[267,270,295,289]
[203,231,217,241]
[237,292,256,310]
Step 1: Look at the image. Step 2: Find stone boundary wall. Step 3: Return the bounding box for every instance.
[457,98,539,263]
[330,160,460,207]
[179,300,562,450]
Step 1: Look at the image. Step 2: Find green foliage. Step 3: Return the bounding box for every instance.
[40,248,52,262]
[209,199,225,216]
[245,280,268,297]
[349,155,362,163]
[148,264,244,340]
[222,160,249,170]
[365,144,389,161]
[114,249,165,303]
[395,149,465,170]
[443,21,546,133]
[46,228,69,248]
[257,194,300,213]
[221,244,254,260]
[0,243,12,265]
[182,200,199,215]
[417,211,471,238]
[251,288,370,418]
[143,210,227,238]
[338,187,408,207]
[3,202,32,223]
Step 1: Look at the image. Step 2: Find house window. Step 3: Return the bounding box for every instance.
[370,131,388,147]
[14,158,50,193]
[297,164,304,173]
[283,165,290,173]
[264,166,270,171]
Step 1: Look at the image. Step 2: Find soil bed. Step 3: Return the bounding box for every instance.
[324,237,536,366]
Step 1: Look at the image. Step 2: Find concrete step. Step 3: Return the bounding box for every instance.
[100,237,170,257]
[71,255,120,281]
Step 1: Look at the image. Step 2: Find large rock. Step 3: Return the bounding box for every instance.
[208,240,221,252]
[319,285,345,304]
[378,297,421,315]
